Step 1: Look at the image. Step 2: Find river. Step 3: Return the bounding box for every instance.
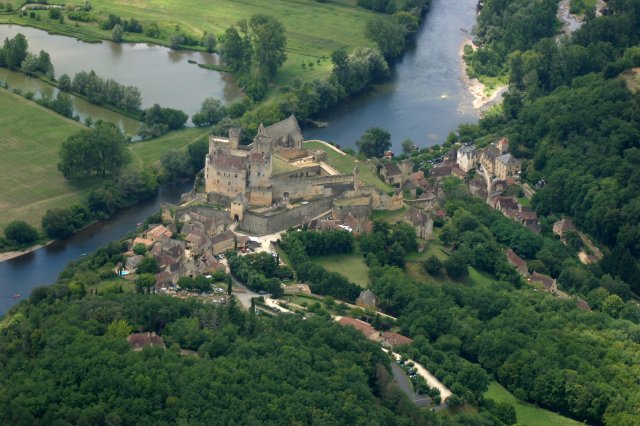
[306,0,479,152]
[0,0,480,315]
[0,24,241,132]
[0,183,191,315]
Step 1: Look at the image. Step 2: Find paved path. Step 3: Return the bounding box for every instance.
[383,349,452,402]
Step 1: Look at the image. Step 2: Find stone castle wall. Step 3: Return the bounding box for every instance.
[239,197,334,235]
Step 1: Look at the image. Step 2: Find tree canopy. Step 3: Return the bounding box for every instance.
[58,121,131,181]
[356,127,392,158]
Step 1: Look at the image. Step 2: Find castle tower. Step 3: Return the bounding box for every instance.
[229,128,241,150]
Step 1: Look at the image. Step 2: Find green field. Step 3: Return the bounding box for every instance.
[485,382,582,426]
[304,141,393,192]
[129,127,209,169]
[0,88,97,231]
[0,89,212,233]
[1,0,376,88]
[310,253,369,287]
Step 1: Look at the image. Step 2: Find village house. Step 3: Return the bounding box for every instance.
[506,248,529,277]
[356,290,377,310]
[530,271,558,292]
[146,224,173,242]
[450,165,467,180]
[469,175,487,199]
[404,207,433,240]
[480,146,500,176]
[457,145,478,172]
[380,162,403,185]
[553,217,575,239]
[343,213,373,236]
[495,154,522,180]
[490,196,541,234]
[127,332,166,351]
[211,230,237,254]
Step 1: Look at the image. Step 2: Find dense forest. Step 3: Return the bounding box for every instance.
[463,0,640,296]
[0,289,424,425]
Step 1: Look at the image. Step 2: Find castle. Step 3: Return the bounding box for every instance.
[204,115,361,225]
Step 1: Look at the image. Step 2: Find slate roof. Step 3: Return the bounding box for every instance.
[260,115,302,141]
[383,162,402,176]
[211,153,246,171]
[127,332,166,350]
[211,230,236,245]
[497,153,521,166]
[356,290,377,307]
[405,207,430,227]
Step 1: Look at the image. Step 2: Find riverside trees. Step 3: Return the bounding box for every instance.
[222,15,287,100]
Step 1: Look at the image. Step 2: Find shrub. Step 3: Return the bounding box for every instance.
[4,220,39,245]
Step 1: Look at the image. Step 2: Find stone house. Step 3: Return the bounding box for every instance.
[506,248,529,277]
[405,207,434,240]
[211,230,236,254]
[343,213,373,236]
[356,289,377,310]
[469,175,487,199]
[497,137,509,154]
[185,231,210,253]
[451,165,467,179]
[553,218,575,239]
[457,145,477,172]
[146,225,173,242]
[127,332,166,351]
[530,271,557,292]
[495,154,521,180]
[380,162,403,185]
[480,146,500,176]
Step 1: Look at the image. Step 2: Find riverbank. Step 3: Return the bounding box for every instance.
[460,39,507,110]
[0,241,51,263]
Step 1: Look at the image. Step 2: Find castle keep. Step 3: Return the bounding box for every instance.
[204,116,357,217]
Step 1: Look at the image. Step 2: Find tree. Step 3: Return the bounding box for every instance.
[161,149,193,182]
[137,257,159,275]
[202,32,217,52]
[365,15,406,60]
[249,14,287,80]
[445,253,469,279]
[4,220,38,245]
[356,127,391,158]
[112,24,124,42]
[401,138,414,154]
[58,74,72,91]
[42,208,76,239]
[133,243,147,255]
[602,294,625,318]
[170,33,184,49]
[192,98,225,127]
[221,27,247,72]
[227,275,233,295]
[58,122,131,180]
[135,273,156,294]
[2,33,29,69]
[423,255,443,275]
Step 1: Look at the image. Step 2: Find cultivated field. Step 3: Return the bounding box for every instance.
[0,89,95,231]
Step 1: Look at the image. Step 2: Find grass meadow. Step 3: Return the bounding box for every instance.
[485,382,582,426]
[0,89,95,231]
[0,89,211,233]
[1,0,376,88]
[310,253,370,287]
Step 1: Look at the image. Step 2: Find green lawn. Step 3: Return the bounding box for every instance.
[310,253,369,287]
[1,0,376,88]
[272,155,297,174]
[304,141,393,193]
[129,127,209,169]
[372,206,407,224]
[485,382,582,426]
[0,88,98,231]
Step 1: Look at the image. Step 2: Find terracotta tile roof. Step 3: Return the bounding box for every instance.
[530,271,556,290]
[127,332,166,349]
[381,331,413,347]
[506,248,527,271]
[338,317,375,336]
[147,225,172,241]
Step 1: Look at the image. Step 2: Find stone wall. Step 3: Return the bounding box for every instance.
[239,197,334,235]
